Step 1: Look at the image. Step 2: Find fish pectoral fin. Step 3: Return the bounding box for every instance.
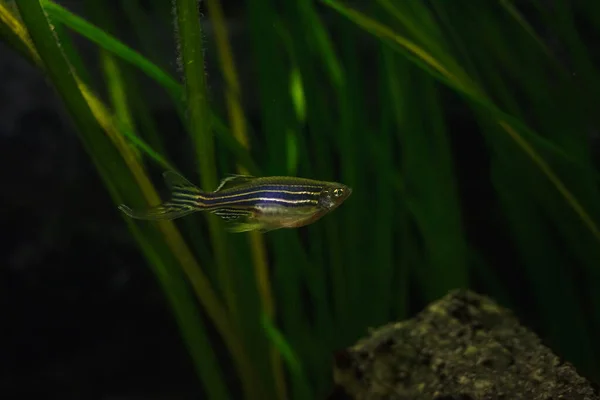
[225,221,266,233]
[260,208,323,229]
[278,215,317,228]
[118,202,197,220]
[213,174,256,192]
[224,220,280,233]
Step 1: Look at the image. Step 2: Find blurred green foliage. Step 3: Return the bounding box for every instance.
[1,0,600,398]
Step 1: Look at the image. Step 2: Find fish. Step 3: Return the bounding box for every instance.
[118,171,352,233]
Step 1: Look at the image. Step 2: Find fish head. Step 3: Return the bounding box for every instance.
[318,182,352,211]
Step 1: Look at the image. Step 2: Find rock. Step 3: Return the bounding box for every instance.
[330,289,599,400]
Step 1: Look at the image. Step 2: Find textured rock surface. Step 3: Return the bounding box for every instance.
[330,290,599,400]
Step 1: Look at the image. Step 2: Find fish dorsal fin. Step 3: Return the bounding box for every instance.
[163,170,200,192]
[213,174,256,192]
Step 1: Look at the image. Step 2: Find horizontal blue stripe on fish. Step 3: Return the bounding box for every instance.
[212,183,323,195]
[198,191,320,205]
[201,197,319,208]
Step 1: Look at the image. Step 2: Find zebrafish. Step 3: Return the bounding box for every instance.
[118,171,352,233]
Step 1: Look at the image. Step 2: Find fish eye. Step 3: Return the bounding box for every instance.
[333,188,344,197]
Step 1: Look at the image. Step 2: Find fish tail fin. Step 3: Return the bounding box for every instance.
[118,171,204,221]
[118,202,197,220]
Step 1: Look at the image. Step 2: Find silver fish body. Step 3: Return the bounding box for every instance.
[118,171,352,232]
